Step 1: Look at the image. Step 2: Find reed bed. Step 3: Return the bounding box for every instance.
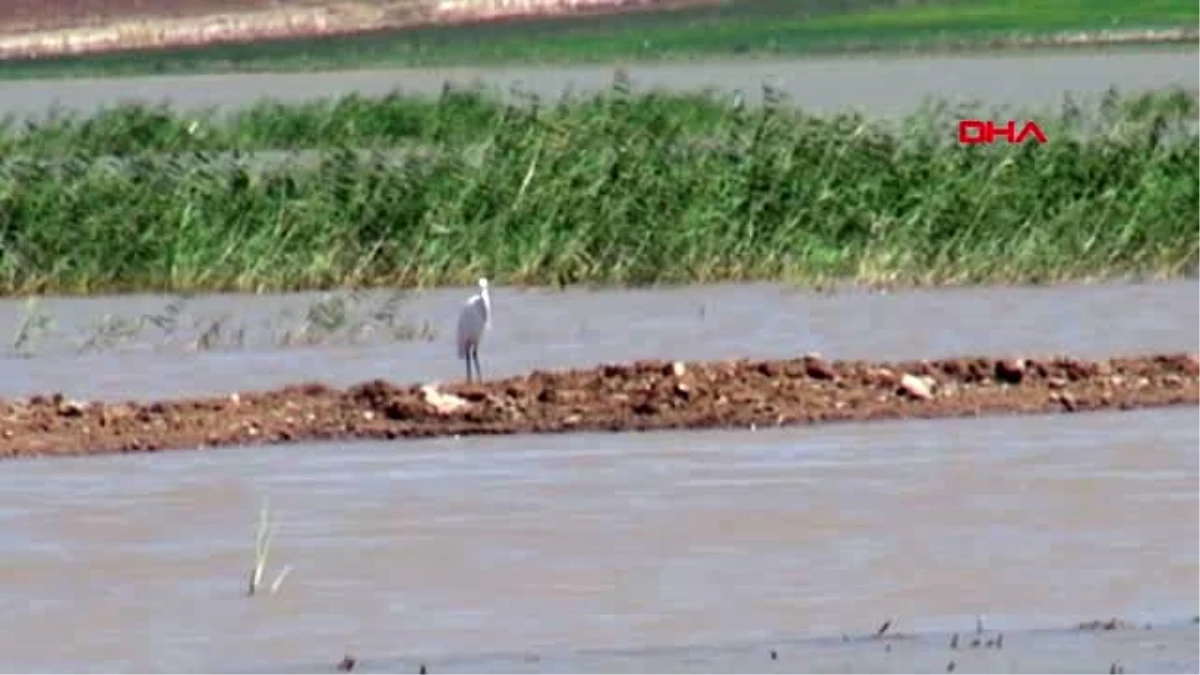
[0,86,1195,295]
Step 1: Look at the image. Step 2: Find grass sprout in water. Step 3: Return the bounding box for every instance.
[11,297,53,357]
[247,497,292,597]
[2,291,438,358]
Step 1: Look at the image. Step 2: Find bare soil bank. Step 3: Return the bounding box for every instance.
[0,0,707,59]
[1,0,1196,62]
[1,353,1196,460]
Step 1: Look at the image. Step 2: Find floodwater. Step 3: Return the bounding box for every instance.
[0,406,1195,672]
[0,281,1197,672]
[0,49,1196,119]
[0,45,1197,672]
[0,280,1195,402]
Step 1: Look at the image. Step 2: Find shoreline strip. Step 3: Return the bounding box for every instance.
[1,352,1196,460]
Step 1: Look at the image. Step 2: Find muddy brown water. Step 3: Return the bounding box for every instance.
[1,49,1196,119]
[0,281,1196,672]
[0,407,1195,672]
[1,48,1197,672]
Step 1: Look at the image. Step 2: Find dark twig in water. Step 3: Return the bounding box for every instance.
[949,633,959,649]
[876,619,893,637]
[337,655,356,672]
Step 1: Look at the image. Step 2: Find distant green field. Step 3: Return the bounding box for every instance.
[0,0,1195,79]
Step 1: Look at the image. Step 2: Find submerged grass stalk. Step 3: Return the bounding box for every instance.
[247,497,290,597]
[11,297,53,356]
[248,498,271,596]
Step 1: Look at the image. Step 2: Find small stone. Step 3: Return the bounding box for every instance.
[673,382,692,400]
[420,384,469,414]
[362,410,376,421]
[899,373,933,400]
[1047,376,1067,389]
[870,367,897,386]
[1055,391,1078,412]
[57,400,87,417]
[671,361,686,377]
[995,358,1026,384]
[229,393,241,405]
[804,355,837,380]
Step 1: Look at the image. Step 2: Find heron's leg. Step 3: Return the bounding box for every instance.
[472,346,483,382]
[464,352,473,383]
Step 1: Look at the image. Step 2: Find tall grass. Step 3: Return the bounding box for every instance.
[0,88,1194,295]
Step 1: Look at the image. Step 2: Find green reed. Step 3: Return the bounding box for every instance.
[0,88,1194,295]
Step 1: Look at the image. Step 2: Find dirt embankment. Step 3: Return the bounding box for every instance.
[0,0,699,60]
[1,0,1196,62]
[1,352,1196,460]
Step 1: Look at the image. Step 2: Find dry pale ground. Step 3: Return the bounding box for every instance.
[0,0,708,59]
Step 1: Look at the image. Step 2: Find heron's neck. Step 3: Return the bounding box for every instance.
[480,289,491,317]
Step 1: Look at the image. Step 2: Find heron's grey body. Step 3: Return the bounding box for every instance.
[456,278,491,383]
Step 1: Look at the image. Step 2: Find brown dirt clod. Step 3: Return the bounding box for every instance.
[994,358,1027,384]
[0,352,1196,460]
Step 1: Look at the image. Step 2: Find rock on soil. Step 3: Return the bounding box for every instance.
[0,353,1196,460]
